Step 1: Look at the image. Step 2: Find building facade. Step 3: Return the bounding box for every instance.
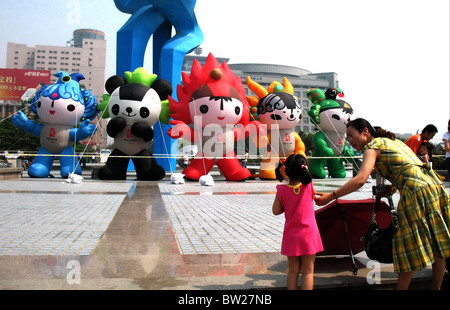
[6,29,106,98]
[3,29,108,151]
[228,63,339,134]
[183,55,339,133]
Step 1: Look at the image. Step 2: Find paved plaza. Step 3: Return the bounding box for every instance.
[0,170,448,290]
[0,181,132,256]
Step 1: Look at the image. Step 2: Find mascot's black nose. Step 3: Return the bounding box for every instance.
[126,107,133,114]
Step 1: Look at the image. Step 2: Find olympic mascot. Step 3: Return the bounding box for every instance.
[97,68,172,181]
[12,71,98,178]
[168,53,265,181]
[246,77,305,180]
[307,87,354,178]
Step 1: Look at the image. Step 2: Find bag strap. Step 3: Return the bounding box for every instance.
[372,187,398,228]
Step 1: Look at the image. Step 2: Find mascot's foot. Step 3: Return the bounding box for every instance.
[182,160,214,181]
[217,158,251,181]
[258,169,276,180]
[327,166,347,178]
[61,166,81,179]
[137,166,166,181]
[329,171,347,178]
[310,168,327,179]
[28,163,50,178]
[221,167,251,181]
[183,170,201,181]
[97,166,127,180]
[184,176,199,182]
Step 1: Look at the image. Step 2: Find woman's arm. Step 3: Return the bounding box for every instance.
[272,194,284,215]
[314,149,378,206]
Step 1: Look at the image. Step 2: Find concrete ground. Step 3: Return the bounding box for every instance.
[0,167,449,291]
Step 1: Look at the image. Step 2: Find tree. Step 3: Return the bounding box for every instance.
[0,116,40,152]
[298,131,315,154]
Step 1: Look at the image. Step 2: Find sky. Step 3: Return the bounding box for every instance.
[0,0,449,143]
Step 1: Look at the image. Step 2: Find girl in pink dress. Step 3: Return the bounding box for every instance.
[272,154,323,290]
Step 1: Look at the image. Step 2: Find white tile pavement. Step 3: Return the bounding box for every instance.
[159,179,450,255]
[0,180,133,256]
[1,177,447,258]
[163,193,283,255]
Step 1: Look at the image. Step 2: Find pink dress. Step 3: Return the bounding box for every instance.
[276,183,323,256]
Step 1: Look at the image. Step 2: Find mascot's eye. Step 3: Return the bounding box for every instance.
[234,106,241,115]
[37,101,41,108]
[140,107,150,119]
[62,76,71,83]
[67,104,75,112]
[199,105,209,114]
[111,104,120,116]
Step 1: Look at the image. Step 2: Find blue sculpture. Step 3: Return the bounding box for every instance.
[114,0,204,171]
[12,72,99,178]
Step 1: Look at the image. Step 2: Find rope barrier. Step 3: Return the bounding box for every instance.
[3,151,446,160]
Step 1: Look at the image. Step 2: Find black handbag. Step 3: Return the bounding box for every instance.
[363,185,398,264]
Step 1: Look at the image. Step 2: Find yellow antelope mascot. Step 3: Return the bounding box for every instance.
[247,77,306,180]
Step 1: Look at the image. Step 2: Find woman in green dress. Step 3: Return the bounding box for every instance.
[314,118,450,290]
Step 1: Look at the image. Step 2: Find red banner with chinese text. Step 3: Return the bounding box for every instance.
[0,68,51,101]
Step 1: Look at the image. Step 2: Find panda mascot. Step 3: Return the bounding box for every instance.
[98,68,172,180]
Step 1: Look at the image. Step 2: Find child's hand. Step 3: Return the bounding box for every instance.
[314,192,333,206]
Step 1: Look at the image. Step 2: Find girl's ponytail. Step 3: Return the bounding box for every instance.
[299,165,312,185]
[275,162,284,182]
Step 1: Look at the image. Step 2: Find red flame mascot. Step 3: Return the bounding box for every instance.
[168,53,264,181]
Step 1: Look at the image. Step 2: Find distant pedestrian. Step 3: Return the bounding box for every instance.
[405,124,438,154]
[183,152,190,168]
[443,119,450,177]
[272,153,323,290]
[242,151,248,168]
